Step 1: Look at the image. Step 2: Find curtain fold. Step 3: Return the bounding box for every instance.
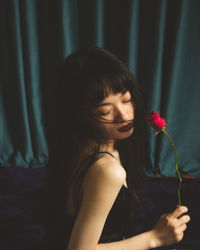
[1,0,200,177]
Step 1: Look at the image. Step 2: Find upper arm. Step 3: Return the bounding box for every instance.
[67,158,126,250]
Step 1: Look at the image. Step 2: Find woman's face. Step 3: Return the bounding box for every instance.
[92,90,135,141]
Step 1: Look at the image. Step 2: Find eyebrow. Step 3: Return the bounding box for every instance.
[95,91,128,107]
[96,102,111,107]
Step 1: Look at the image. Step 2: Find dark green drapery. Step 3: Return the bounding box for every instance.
[1,0,200,177]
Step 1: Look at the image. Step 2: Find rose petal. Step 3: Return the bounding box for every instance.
[144,111,166,131]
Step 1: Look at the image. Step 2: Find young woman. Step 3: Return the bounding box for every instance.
[46,47,190,250]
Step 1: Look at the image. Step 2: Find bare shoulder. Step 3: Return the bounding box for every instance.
[67,155,127,249]
[82,153,126,193]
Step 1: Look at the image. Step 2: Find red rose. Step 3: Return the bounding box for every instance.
[144,110,166,131]
[144,110,182,206]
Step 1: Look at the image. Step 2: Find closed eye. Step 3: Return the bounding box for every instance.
[99,111,111,116]
[123,98,132,103]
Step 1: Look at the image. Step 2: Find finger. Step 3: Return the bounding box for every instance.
[171,206,188,219]
[177,215,191,226]
[174,232,184,243]
[160,213,168,218]
[176,223,187,234]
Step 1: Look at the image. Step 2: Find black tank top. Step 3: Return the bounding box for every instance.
[64,151,135,246]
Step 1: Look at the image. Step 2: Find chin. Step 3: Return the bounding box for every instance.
[115,127,134,140]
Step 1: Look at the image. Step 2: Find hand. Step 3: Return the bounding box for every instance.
[150,206,190,248]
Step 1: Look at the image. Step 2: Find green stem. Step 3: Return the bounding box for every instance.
[161,128,182,207]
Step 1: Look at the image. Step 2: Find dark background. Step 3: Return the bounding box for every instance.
[1,0,200,249]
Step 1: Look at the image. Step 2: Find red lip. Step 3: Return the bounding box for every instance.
[118,122,133,132]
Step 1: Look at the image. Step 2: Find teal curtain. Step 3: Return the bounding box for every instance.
[1,0,200,177]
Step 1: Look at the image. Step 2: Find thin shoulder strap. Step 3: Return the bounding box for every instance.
[75,151,116,193]
[98,151,115,159]
[78,151,115,179]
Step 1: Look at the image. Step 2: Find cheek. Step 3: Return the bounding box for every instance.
[131,103,135,117]
[125,103,134,118]
[99,124,116,136]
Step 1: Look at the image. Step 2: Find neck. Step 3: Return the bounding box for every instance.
[100,140,115,153]
[82,138,116,155]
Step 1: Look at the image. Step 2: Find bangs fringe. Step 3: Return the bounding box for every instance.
[83,64,135,106]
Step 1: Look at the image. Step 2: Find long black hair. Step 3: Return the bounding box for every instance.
[45,47,147,248]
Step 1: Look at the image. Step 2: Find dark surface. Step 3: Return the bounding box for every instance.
[0,165,199,249]
[0,165,46,250]
[135,177,200,249]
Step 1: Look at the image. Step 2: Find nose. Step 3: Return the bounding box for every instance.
[115,107,129,122]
